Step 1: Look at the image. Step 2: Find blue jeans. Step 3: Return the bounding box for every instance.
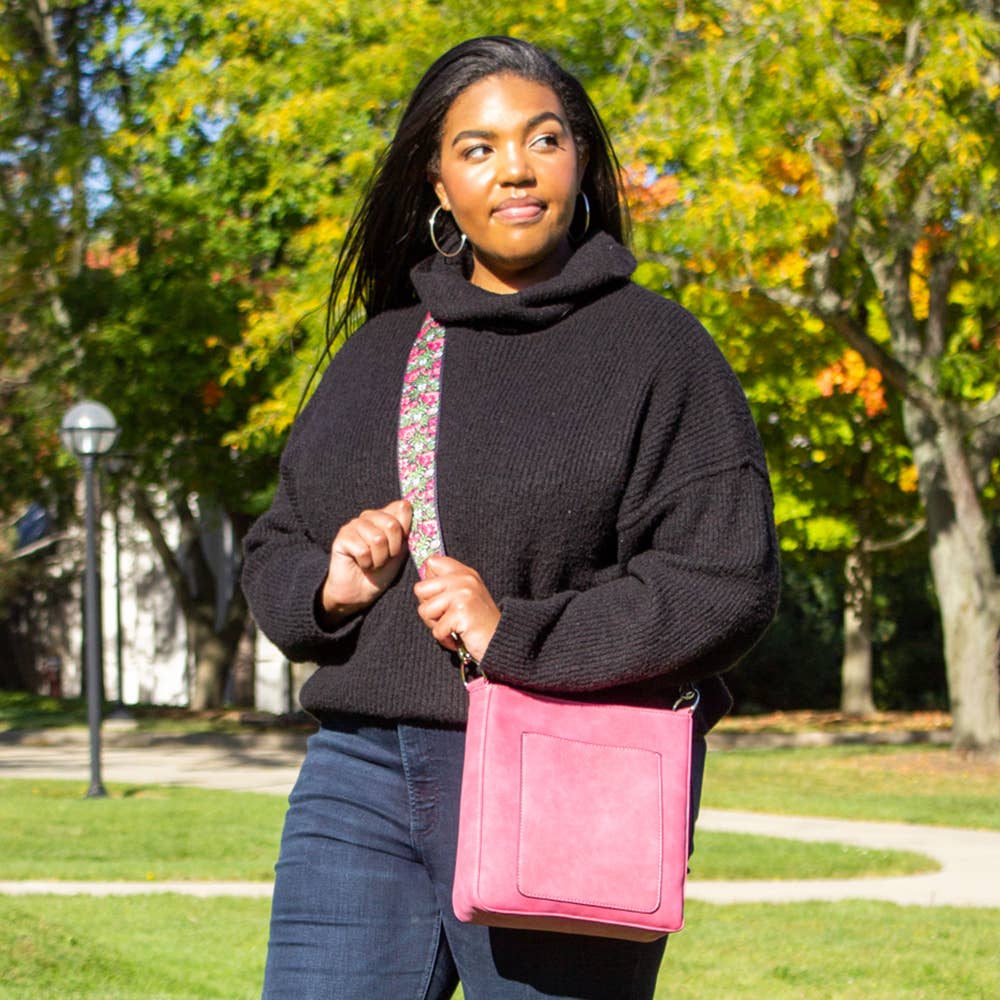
[262,715,706,1000]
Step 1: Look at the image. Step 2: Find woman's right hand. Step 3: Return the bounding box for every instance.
[319,500,412,625]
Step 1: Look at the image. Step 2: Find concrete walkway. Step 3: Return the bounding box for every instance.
[2,731,998,908]
[691,810,999,908]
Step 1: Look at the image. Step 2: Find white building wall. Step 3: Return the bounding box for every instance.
[254,631,290,714]
[55,485,308,712]
[99,500,189,705]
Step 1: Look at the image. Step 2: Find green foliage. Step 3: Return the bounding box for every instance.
[731,555,844,712]
[623,0,999,730]
[732,542,946,713]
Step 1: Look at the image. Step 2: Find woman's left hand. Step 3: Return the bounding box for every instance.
[413,556,501,662]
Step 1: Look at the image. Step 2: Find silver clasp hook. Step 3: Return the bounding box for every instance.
[672,685,700,711]
[451,632,484,686]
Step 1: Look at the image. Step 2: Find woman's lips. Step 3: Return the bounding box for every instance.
[492,197,545,223]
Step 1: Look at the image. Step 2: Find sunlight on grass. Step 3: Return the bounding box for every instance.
[703,745,1000,829]
[0,780,286,881]
[0,895,268,999]
[692,831,936,880]
[3,896,994,999]
[0,779,936,884]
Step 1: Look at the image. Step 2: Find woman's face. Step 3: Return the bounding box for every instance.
[429,74,588,294]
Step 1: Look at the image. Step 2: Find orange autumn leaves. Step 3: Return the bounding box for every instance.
[816,349,887,417]
[814,351,919,492]
[622,164,681,221]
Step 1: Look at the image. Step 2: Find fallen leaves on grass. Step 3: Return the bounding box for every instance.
[715,710,952,735]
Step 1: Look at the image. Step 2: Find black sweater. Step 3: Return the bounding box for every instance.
[242,232,780,731]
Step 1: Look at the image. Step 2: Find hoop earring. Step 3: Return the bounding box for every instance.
[429,205,467,258]
[569,191,591,242]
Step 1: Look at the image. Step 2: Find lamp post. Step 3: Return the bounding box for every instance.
[60,401,120,798]
[105,456,128,717]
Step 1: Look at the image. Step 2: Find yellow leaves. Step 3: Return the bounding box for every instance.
[295,217,347,255]
[222,392,297,451]
[815,350,888,417]
[910,238,931,322]
[633,260,670,293]
[898,465,919,494]
[768,148,812,188]
[814,0,901,39]
[674,9,720,38]
[342,150,375,180]
[773,250,809,287]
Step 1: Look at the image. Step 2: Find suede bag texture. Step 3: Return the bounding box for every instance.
[452,677,695,940]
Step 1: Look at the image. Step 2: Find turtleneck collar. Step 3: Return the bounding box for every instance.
[409,230,636,333]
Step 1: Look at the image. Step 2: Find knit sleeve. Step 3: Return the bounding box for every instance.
[241,424,362,667]
[478,327,780,694]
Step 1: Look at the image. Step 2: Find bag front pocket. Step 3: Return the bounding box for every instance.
[517,732,663,913]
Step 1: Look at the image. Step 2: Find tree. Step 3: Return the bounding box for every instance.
[626,159,924,714]
[0,0,285,707]
[626,0,1000,751]
[0,0,123,669]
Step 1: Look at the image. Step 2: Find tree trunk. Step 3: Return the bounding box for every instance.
[859,237,1000,755]
[187,585,249,712]
[133,489,251,711]
[904,402,1000,754]
[188,611,233,710]
[841,544,876,716]
[229,616,257,708]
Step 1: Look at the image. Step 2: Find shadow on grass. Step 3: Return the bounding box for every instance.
[0,691,315,745]
[0,691,87,731]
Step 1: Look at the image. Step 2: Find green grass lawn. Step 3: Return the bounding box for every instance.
[0,691,305,737]
[0,895,268,999]
[664,900,1000,999]
[690,831,933,880]
[703,744,1000,829]
[0,779,935,882]
[0,781,286,882]
[0,691,87,730]
[1,896,997,1000]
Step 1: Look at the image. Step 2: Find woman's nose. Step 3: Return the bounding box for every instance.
[497,143,534,185]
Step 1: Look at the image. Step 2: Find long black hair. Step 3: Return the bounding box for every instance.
[323,36,629,353]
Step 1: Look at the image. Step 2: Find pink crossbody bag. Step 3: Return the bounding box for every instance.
[399,314,699,941]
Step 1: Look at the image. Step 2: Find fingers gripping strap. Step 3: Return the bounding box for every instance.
[398,313,448,579]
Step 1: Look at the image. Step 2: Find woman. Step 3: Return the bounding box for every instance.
[243,35,780,1000]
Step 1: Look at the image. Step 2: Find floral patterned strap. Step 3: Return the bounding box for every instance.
[398,313,447,578]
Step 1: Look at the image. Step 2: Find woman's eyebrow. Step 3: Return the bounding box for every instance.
[450,111,568,147]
